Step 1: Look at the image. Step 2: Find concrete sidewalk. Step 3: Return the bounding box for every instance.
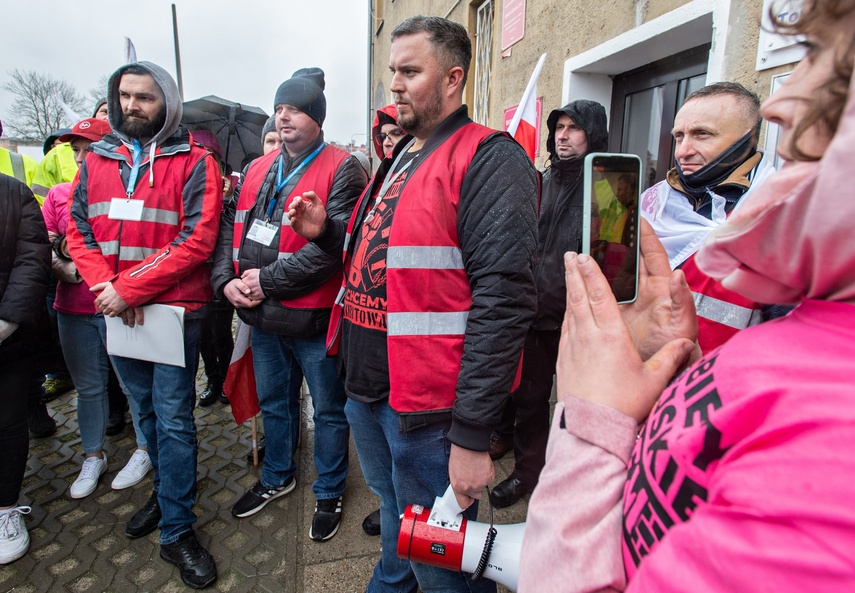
[1,385,528,592]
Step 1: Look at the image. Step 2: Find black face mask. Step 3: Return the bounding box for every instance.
[676,123,760,200]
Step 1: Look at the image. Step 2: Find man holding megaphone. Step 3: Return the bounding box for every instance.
[288,14,538,593]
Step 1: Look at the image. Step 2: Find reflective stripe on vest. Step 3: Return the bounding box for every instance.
[387,245,464,270]
[692,291,763,330]
[88,201,179,225]
[387,311,469,336]
[97,241,158,261]
[8,151,26,183]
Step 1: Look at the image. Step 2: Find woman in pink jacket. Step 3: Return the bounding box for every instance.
[519,1,855,590]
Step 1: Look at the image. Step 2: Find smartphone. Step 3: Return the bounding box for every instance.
[582,152,642,304]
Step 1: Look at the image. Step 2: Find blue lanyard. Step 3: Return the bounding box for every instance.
[126,139,143,198]
[265,144,325,221]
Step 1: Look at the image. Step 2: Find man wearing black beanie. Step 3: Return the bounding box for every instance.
[212,68,367,542]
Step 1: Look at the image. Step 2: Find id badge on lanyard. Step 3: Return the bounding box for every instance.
[246,219,278,246]
[109,139,146,221]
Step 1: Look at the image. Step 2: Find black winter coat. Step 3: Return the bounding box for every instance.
[0,173,51,363]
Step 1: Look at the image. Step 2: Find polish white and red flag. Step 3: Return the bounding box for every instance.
[225,319,260,425]
[507,53,547,162]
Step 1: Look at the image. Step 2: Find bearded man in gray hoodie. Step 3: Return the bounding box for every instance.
[66,61,222,589]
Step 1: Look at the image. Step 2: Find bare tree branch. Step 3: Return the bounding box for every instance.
[2,69,86,141]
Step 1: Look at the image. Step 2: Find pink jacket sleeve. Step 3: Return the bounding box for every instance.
[518,397,637,593]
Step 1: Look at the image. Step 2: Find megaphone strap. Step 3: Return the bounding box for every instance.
[469,487,498,583]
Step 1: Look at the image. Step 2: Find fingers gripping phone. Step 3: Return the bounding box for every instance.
[582,153,642,304]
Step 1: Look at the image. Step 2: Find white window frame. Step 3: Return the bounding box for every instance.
[561,0,734,125]
[473,0,494,125]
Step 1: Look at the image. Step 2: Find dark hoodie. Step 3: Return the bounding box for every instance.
[535,100,608,331]
[371,104,400,159]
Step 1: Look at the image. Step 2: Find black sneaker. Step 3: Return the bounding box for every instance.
[309,496,342,542]
[159,530,217,589]
[361,508,381,536]
[231,478,296,518]
[126,492,162,538]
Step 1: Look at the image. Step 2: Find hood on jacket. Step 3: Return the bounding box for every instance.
[372,104,400,159]
[43,129,72,155]
[545,100,608,164]
[107,61,183,149]
[696,70,855,306]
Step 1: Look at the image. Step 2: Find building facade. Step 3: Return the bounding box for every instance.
[368,0,800,184]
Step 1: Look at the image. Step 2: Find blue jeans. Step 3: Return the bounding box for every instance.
[57,312,110,454]
[251,328,348,498]
[345,399,495,593]
[110,317,201,544]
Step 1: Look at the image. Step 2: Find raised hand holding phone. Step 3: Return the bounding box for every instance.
[582,153,642,303]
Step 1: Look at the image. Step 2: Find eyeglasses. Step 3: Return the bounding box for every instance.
[375,129,405,142]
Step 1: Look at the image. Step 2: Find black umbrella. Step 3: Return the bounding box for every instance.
[181,95,269,173]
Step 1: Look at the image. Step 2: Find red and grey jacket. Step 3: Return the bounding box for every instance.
[329,121,519,415]
[66,131,223,312]
[682,254,763,353]
[233,146,349,310]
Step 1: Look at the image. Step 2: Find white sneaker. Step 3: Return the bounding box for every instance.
[0,506,31,564]
[69,454,108,499]
[111,449,152,490]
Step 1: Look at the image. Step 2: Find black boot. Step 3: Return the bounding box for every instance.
[28,385,57,438]
[198,376,222,407]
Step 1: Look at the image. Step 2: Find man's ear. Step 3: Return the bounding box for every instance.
[446,66,465,97]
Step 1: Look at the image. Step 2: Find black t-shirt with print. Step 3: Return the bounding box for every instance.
[340,150,417,403]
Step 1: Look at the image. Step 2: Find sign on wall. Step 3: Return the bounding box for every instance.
[504,97,542,157]
[502,0,526,51]
[756,0,805,70]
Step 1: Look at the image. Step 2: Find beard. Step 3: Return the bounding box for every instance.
[120,108,167,141]
[395,85,445,139]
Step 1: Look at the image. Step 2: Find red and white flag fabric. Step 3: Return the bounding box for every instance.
[224,319,260,425]
[507,53,547,162]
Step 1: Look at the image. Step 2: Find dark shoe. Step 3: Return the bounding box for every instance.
[245,437,266,465]
[310,496,342,542]
[28,401,57,438]
[105,410,126,436]
[489,475,533,509]
[488,433,513,461]
[159,530,217,589]
[198,385,218,407]
[218,391,229,405]
[361,508,381,536]
[125,492,162,538]
[42,377,75,402]
[231,478,295,518]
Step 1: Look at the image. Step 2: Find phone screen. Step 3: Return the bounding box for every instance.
[582,153,641,304]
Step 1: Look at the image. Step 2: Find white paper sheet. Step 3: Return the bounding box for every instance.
[105,304,186,367]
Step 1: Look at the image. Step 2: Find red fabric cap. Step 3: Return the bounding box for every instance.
[58,118,112,143]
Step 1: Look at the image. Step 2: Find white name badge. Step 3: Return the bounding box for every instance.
[246,219,278,246]
[108,198,145,221]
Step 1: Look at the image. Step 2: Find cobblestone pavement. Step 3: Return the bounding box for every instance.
[2,382,528,593]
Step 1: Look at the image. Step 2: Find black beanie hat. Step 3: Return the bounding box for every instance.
[261,115,277,141]
[273,68,326,127]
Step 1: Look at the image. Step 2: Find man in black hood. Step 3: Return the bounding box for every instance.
[490,99,608,509]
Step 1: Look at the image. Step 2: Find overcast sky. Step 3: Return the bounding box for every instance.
[1,0,371,156]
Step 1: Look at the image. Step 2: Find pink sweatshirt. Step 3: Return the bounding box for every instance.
[42,182,97,315]
[519,300,855,592]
